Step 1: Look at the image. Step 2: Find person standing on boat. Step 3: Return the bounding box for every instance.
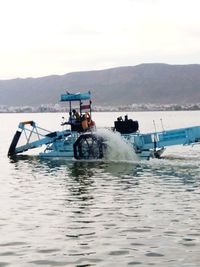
[72,109,80,122]
[61,109,80,126]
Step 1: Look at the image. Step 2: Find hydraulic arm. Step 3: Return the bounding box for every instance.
[8,121,71,156]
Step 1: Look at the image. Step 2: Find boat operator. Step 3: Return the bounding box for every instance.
[72,109,80,122]
[61,109,80,126]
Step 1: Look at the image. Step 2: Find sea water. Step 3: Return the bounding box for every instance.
[0,111,200,266]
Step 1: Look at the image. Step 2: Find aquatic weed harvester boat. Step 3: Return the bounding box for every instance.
[8,91,200,160]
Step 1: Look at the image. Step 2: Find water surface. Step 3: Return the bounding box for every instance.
[0,111,200,266]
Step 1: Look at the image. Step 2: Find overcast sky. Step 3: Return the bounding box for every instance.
[0,0,200,79]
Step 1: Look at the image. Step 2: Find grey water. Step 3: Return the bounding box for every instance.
[0,111,200,266]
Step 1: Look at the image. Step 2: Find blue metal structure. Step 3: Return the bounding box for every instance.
[60,92,91,102]
[7,92,200,160]
[127,126,200,159]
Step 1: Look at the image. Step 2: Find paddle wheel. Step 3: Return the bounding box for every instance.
[73,133,105,160]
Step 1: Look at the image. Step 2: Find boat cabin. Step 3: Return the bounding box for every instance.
[60,91,94,132]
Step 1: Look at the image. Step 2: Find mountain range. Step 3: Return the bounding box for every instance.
[1,63,200,107]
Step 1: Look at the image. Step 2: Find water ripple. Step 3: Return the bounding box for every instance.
[1,152,200,266]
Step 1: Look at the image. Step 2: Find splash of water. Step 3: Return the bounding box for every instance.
[96,128,138,161]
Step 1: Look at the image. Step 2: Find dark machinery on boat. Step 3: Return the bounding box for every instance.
[114,115,139,134]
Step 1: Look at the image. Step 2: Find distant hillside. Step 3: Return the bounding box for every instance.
[1,63,200,107]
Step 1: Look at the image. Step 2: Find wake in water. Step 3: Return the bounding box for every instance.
[96,128,138,162]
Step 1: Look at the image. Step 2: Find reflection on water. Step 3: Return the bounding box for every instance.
[9,155,200,187]
[1,155,200,266]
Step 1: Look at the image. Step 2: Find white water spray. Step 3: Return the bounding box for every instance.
[96,128,138,161]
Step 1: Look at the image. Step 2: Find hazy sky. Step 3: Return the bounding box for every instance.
[0,0,200,79]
